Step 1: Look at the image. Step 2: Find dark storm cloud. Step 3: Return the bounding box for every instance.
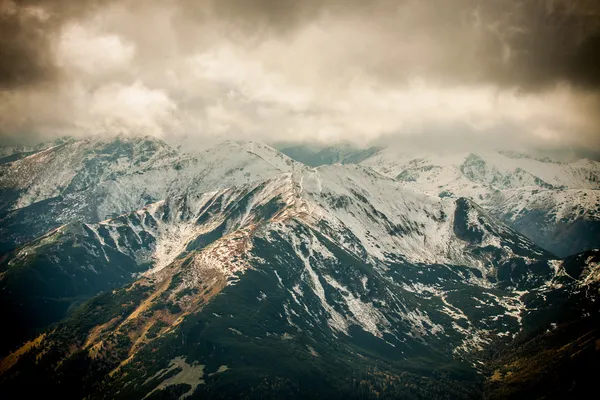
[0,0,114,89]
[472,0,600,91]
[0,0,599,155]
[175,0,600,91]
[3,0,599,91]
[0,0,311,90]
[1,5,51,88]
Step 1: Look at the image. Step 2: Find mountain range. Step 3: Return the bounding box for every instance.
[361,149,600,257]
[0,136,598,399]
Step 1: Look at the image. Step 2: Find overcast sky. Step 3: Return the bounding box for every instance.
[1,0,599,157]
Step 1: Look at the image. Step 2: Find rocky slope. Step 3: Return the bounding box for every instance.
[0,164,568,399]
[360,150,600,257]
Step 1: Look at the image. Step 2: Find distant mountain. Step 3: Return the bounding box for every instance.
[361,149,600,257]
[278,144,380,167]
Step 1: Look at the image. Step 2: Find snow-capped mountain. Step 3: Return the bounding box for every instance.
[0,136,177,211]
[360,149,600,257]
[1,138,598,399]
[0,162,566,397]
[0,166,554,348]
[0,137,300,252]
[362,150,599,190]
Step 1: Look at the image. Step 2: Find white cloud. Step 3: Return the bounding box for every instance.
[88,81,176,136]
[152,37,594,148]
[56,23,135,76]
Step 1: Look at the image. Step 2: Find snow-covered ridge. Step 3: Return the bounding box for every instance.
[4,136,584,264]
[359,148,600,257]
[281,165,552,278]
[0,137,310,252]
[0,135,178,209]
[361,149,600,190]
[76,163,546,283]
[0,137,303,214]
[10,161,553,289]
[0,137,76,160]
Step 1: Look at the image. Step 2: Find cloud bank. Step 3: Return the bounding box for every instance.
[1,0,599,156]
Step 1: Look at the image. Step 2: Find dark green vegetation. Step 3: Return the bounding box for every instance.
[0,224,484,399]
[484,250,600,399]
[0,223,145,357]
[0,177,291,357]
[485,315,600,399]
[2,217,589,400]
